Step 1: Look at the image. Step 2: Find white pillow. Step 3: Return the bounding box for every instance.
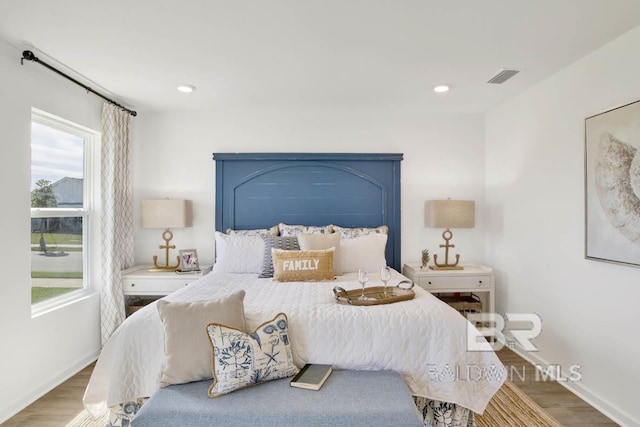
[213,231,264,273]
[297,231,343,275]
[338,233,388,274]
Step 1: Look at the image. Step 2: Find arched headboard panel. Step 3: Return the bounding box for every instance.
[213,153,403,270]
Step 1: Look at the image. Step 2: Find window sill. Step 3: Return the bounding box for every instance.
[31,288,97,318]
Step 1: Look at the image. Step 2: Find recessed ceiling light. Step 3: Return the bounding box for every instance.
[177,84,196,93]
[433,84,450,93]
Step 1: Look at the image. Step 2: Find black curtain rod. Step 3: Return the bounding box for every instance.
[21,50,137,117]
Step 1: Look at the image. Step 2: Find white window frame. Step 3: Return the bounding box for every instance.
[31,108,101,316]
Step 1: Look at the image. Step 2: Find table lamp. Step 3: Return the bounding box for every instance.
[142,199,192,271]
[425,199,475,270]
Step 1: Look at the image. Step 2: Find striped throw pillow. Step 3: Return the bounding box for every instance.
[259,235,300,278]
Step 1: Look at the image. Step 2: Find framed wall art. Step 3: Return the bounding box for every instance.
[585,99,640,267]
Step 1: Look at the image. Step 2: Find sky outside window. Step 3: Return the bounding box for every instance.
[31,122,84,191]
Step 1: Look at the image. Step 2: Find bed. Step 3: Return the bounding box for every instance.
[83,153,505,427]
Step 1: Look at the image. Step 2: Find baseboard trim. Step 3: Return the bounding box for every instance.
[0,350,100,424]
[508,345,639,427]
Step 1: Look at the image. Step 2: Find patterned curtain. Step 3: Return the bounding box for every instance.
[100,103,135,345]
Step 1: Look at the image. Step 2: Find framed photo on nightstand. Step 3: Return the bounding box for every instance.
[178,249,200,272]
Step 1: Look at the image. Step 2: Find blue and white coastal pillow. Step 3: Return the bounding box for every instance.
[278,223,333,237]
[332,225,388,239]
[206,313,298,397]
[226,226,279,237]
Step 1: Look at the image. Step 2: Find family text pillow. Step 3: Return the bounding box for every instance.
[156,291,246,387]
[271,248,335,282]
[207,312,298,397]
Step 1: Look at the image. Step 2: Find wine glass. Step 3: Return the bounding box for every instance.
[357,269,369,300]
[380,266,392,296]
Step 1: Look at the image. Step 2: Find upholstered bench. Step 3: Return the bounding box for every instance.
[132,370,423,427]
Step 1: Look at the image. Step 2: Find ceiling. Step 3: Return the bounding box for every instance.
[2,0,640,114]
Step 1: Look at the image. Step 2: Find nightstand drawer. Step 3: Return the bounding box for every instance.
[122,278,189,294]
[417,275,489,290]
[121,265,212,297]
[402,263,494,316]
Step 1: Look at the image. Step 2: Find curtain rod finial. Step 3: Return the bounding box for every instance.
[21,50,36,65]
[22,50,36,61]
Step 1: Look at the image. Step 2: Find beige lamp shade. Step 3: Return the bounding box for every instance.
[142,199,192,229]
[425,200,475,229]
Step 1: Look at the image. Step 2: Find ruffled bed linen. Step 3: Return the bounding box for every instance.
[84,270,505,425]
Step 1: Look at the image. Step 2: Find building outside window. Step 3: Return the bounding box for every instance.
[30,108,100,309]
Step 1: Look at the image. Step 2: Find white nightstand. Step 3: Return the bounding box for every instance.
[402,263,494,315]
[122,264,213,296]
[122,265,212,315]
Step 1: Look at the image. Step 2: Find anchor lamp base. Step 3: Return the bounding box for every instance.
[150,228,180,271]
[431,228,465,270]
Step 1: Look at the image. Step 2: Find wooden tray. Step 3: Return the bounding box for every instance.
[333,280,415,306]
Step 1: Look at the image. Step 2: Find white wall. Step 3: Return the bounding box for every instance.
[0,35,484,422]
[486,26,640,426]
[132,108,487,270]
[0,40,102,422]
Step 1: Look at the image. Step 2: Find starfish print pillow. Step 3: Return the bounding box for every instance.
[206,312,298,397]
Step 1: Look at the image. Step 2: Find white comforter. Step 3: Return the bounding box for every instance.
[84,270,505,417]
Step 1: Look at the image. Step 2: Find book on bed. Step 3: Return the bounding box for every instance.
[290,364,333,390]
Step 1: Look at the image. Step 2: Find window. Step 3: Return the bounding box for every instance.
[30,109,100,310]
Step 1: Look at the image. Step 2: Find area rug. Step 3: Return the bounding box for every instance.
[66,409,108,427]
[475,381,562,427]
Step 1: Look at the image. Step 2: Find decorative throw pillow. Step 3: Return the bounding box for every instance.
[332,225,388,239]
[212,232,264,274]
[271,248,335,282]
[338,233,388,274]
[156,291,246,387]
[297,231,343,275]
[207,313,298,397]
[226,226,279,237]
[278,223,333,237]
[259,235,300,278]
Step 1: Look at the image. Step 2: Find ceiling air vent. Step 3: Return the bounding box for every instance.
[487,69,520,84]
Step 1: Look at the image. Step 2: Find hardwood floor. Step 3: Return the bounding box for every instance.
[495,348,619,426]
[1,362,95,427]
[2,350,619,426]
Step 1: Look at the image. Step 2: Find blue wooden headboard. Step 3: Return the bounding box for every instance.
[212,153,403,270]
